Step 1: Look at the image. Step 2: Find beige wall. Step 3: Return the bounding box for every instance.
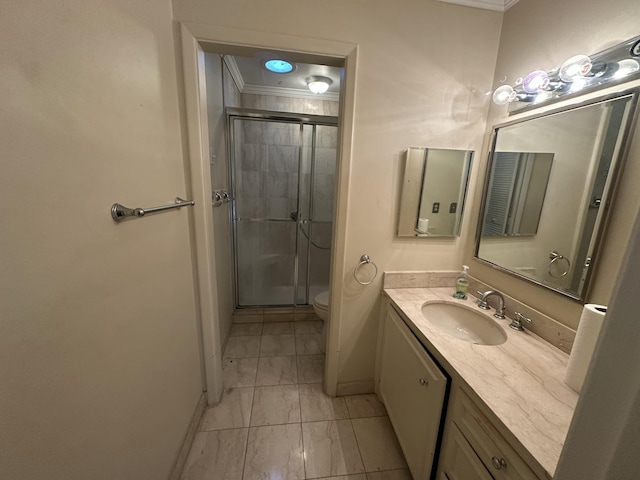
[464,0,640,330]
[173,0,504,391]
[0,1,203,478]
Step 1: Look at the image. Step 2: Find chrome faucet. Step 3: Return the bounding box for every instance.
[477,290,506,319]
[509,312,532,331]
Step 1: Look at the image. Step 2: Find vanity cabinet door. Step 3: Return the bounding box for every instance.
[452,388,539,480]
[379,305,448,479]
[440,424,494,480]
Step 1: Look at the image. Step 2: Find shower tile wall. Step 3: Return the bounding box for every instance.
[234,93,338,306]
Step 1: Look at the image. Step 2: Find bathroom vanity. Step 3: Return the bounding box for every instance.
[376,286,579,480]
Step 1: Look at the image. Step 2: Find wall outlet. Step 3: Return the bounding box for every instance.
[432,202,440,213]
[449,202,457,213]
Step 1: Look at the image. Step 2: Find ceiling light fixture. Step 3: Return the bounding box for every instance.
[307,76,333,94]
[264,59,294,73]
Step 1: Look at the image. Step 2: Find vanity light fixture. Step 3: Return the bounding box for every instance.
[264,59,295,73]
[307,76,333,94]
[559,54,593,82]
[492,85,516,105]
[615,59,640,79]
[491,34,640,111]
[522,70,550,93]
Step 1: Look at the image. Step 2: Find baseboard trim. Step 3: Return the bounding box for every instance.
[336,381,375,396]
[168,392,207,480]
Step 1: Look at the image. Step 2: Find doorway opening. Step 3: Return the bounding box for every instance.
[181,23,356,398]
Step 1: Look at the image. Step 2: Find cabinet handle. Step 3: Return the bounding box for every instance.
[491,456,507,470]
[419,378,429,386]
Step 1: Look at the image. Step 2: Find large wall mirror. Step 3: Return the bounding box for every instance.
[476,91,639,300]
[398,147,473,237]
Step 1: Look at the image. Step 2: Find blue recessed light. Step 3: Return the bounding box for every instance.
[264,59,294,73]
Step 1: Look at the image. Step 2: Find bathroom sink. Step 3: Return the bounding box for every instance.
[421,302,507,346]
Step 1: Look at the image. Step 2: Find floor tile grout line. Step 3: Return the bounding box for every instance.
[349,417,369,475]
[240,365,259,480]
[296,352,307,480]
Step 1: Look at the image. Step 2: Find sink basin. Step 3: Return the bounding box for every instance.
[421,302,507,346]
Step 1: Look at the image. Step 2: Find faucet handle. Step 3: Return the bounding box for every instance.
[510,312,532,331]
[476,291,490,309]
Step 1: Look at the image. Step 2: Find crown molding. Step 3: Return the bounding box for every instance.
[436,0,520,12]
[240,84,340,102]
[223,55,245,91]
[223,55,339,102]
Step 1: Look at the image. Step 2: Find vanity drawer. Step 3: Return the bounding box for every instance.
[452,388,538,480]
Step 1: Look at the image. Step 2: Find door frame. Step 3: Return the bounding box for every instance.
[179,22,358,398]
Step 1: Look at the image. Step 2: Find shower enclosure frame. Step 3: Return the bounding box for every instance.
[226,107,338,309]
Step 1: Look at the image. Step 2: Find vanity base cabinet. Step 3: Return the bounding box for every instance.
[440,424,493,480]
[379,305,449,479]
[438,387,539,480]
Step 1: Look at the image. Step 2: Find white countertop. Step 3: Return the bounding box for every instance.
[384,287,579,479]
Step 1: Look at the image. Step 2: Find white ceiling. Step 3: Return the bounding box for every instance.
[224,55,342,102]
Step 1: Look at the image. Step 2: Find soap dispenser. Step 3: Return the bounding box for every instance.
[453,265,469,300]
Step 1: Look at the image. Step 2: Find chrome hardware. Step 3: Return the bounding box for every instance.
[111,197,194,222]
[354,254,378,286]
[419,378,429,386]
[212,189,230,207]
[477,290,506,319]
[491,456,507,470]
[548,251,571,278]
[509,312,532,331]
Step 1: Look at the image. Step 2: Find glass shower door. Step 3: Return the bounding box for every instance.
[231,117,300,307]
[296,124,336,305]
[229,111,337,308]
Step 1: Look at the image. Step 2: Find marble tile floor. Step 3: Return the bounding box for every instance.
[181,319,411,480]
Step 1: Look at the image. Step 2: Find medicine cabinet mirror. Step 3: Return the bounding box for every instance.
[398,147,473,237]
[475,91,638,301]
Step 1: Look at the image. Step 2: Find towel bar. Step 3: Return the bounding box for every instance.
[111,197,194,222]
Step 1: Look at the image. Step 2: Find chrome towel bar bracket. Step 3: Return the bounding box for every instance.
[111,197,195,222]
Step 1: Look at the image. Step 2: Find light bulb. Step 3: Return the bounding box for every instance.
[307,76,332,94]
[614,59,640,79]
[308,81,330,94]
[559,55,592,82]
[522,70,550,93]
[492,85,516,105]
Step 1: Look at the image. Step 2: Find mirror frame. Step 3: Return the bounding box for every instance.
[474,88,640,301]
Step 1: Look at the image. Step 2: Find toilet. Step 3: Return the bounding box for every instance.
[312,290,329,354]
